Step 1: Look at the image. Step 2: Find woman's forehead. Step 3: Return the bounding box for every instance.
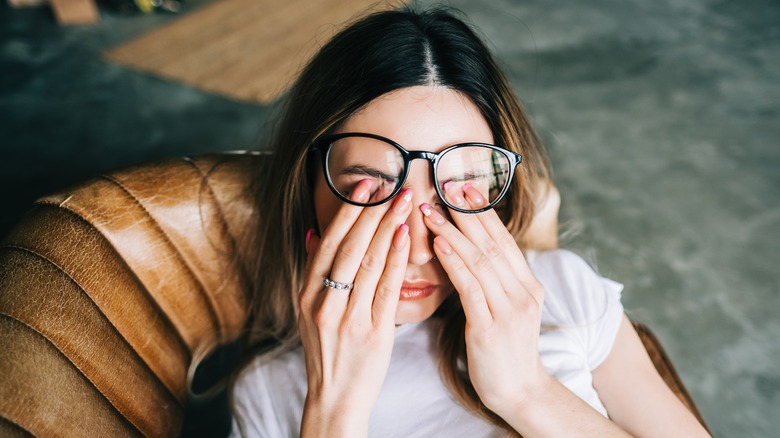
[338,86,493,151]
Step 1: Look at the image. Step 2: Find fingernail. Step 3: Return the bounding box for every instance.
[443,181,465,206]
[462,183,485,206]
[393,189,412,212]
[420,203,445,225]
[305,228,314,245]
[434,236,453,255]
[351,179,373,203]
[393,224,409,251]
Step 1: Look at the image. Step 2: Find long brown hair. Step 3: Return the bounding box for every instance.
[242,5,551,432]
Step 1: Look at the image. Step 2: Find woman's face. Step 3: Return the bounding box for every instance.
[313,85,494,324]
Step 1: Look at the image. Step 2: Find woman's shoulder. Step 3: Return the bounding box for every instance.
[525,248,611,289]
[528,249,625,370]
[525,249,624,327]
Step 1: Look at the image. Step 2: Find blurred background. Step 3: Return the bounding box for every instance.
[1,0,778,436]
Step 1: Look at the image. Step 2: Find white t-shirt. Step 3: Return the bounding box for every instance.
[230,249,624,437]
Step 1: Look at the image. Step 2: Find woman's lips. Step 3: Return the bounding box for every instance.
[399,282,437,301]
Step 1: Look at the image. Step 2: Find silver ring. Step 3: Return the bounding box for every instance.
[324,277,353,291]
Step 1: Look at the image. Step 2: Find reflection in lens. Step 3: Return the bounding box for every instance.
[438,146,509,209]
[326,137,404,204]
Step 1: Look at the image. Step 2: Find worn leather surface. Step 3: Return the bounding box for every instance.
[0,153,706,436]
[0,154,261,437]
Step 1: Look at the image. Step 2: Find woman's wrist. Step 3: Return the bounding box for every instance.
[488,367,556,421]
[301,395,371,438]
[495,374,631,437]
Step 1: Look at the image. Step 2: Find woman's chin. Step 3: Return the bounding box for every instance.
[394,289,452,325]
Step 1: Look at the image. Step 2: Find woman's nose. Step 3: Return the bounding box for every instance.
[404,163,438,265]
[405,206,436,266]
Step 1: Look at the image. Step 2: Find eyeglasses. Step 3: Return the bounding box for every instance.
[311,133,522,213]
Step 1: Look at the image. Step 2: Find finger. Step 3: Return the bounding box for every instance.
[348,190,413,316]
[432,235,493,329]
[369,180,396,204]
[300,231,323,310]
[462,183,543,305]
[442,182,520,294]
[326,199,393,286]
[305,229,361,340]
[300,232,339,326]
[302,179,374,311]
[371,224,410,326]
[307,179,374,285]
[298,231,326,376]
[420,203,509,317]
[325,178,398,287]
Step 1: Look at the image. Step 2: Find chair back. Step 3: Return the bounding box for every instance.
[0,154,263,437]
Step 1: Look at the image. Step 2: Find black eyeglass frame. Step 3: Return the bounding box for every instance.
[310,132,523,214]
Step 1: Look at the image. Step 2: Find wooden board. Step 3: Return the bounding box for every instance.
[105,0,395,103]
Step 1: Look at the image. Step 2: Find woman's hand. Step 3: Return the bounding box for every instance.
[422,184,633,437]
[421,183,551,417]
[298,180,412,437]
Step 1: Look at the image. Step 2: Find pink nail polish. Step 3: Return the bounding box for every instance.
[444,182,465,206]
[393,224,410,251]
[305,228,314,245]
[393,189,412,212]
[351,179,373,202]
[463,183,485,205]
[435,237,453,255]
[420,204,445,225]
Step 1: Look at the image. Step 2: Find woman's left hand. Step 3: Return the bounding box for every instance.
[420,183,552,417]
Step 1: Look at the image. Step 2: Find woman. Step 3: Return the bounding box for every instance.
[230,6,709,437]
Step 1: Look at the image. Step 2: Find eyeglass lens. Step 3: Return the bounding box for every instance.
[325,136,511,210]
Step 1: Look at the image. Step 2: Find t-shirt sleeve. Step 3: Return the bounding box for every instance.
[229,362,285,437]
[586,276,624,369]
[529,249,625,370]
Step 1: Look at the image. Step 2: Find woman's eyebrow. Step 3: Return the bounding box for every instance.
[338,165,398,181]
[440,171,492,182]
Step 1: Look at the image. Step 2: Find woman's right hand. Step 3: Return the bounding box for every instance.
[298,180,413,437]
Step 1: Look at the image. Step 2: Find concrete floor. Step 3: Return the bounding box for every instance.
[1,0,778,436]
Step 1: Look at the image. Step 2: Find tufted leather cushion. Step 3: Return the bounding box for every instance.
[0,153,706,436]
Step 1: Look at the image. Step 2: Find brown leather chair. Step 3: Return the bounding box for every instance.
[0,154,707,437]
